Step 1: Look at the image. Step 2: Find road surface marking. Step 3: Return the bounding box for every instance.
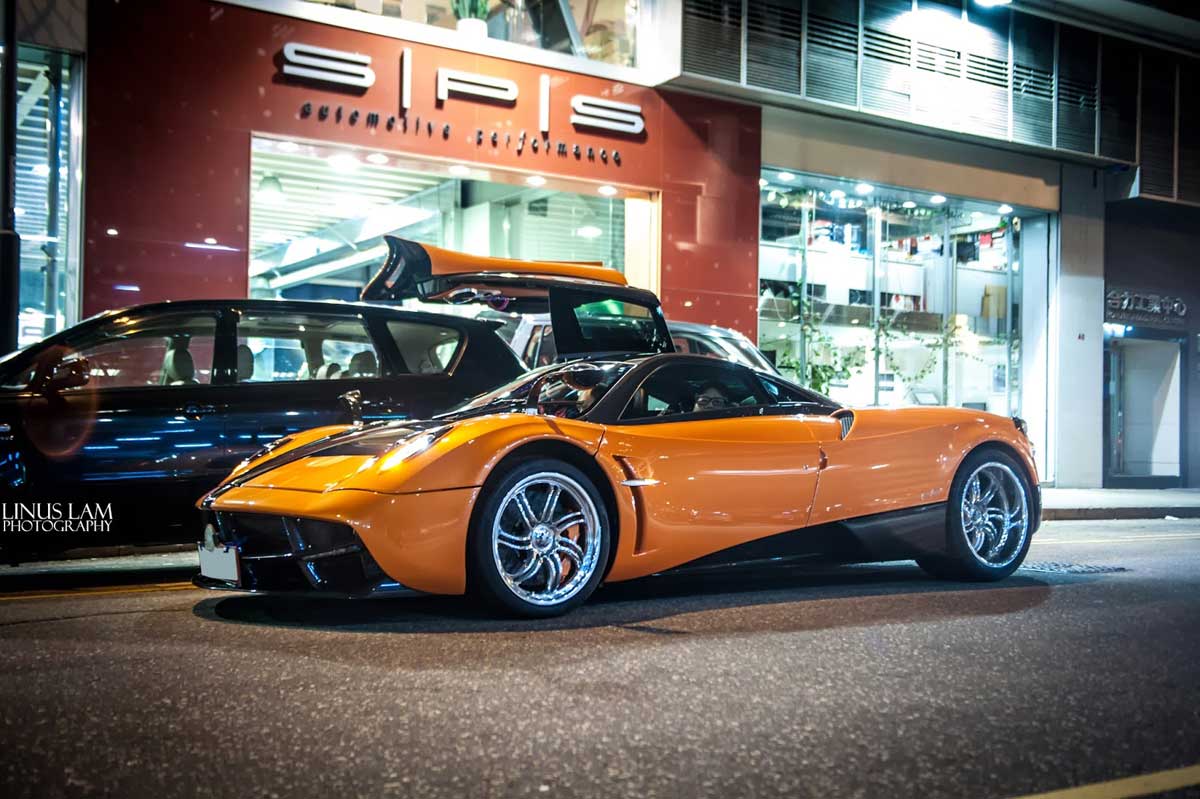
[1037,533,1200,545]
[1008,763,1200,799]
[0,582,196,602]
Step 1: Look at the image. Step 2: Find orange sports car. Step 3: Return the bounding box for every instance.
[195,238,1041,617]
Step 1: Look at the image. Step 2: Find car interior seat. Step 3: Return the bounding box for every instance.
[312,362,341,380]
[161,348,198,385]
[236,344,255,382]
[344,350,378,378]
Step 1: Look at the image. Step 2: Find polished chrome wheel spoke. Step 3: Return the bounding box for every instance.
[959,462,1029,568]
[492,472,603,607]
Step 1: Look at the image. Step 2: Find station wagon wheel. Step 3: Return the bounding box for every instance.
[469,458,610,617]
[918,449,1034,582]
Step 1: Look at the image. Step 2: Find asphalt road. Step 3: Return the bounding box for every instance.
[1,519,1198,799]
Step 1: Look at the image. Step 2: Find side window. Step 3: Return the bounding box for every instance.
[59,313,217,390]
[237,313,383,382]
[386,320,463,375]
[620,363,768,422]
[760,377,839,411]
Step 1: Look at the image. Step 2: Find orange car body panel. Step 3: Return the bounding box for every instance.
[421,241,627,287]
[202,406,1038,595]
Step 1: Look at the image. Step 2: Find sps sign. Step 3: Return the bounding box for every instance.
[280,42,646,136]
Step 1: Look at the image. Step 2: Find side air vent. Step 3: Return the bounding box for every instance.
[1056,25,1098,154]
[747,0,803,94]
[835,411,855,440]
[1140,50,1177,197]
[806,0,859,107]
[682,0,742,82]
[1099,37,1139,162]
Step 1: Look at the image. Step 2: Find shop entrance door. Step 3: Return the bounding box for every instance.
[1104,334,1186,487]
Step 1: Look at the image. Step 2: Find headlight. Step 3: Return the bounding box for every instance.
[378,427,452,471]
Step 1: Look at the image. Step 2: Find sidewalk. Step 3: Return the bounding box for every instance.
[1043,487,1200,521]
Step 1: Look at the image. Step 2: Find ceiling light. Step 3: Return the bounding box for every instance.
[185,241,238,252]
[366,153,389,165]
[448,164,471,177]
[276,141,300,153]
[31,163,49,177]
[930,194,947,205]
[576,225,603,239]
[777,172,794,182]
[256,174,284,204]
[970,211,983,219]
[902,201,917,209]
[106,227,119,236]
[327,153,360,172]
[683,300,694,308]
[525,175,546,187]
[998,203,1014,214]
[13,206,24,217]
[758,178,768,188]
[974,0,1012,7]
[854,182,874,195]
[597,184,618,197]
[829,189,846,200]
[113,284,140,292]
[204,237,218,245]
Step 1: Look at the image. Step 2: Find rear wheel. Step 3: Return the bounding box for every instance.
[918,449,1033,581]
[468,458,610,617]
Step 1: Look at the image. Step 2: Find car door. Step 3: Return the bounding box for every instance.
[597,360,825,577]
[6,310,230,542]
[217,308,470,469]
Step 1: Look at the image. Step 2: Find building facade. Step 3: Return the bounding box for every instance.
[7,0,1199,488]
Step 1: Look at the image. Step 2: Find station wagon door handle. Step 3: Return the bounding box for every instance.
[178,403,219,419]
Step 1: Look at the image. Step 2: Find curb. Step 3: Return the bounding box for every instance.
[1043,507,1200,521]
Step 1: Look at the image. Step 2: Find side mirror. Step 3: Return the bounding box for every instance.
[339,389,364,425]
[43,356,90,394]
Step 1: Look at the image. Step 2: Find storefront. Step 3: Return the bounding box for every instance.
[1103,200,1199,488]
[83,0,760,335]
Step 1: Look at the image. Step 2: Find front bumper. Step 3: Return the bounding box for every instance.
[196,511,417,597]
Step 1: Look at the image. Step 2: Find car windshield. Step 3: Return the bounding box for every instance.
[448,361,633,417]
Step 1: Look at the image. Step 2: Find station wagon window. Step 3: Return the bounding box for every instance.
[236,313,382,382]
[59,314,217,390]
[621,363,769,422]
[386,320,462,375]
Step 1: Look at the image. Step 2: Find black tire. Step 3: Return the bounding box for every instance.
[468,457,611,618]
[917,447,1034,582]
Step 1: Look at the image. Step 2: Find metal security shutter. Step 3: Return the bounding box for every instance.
[747,0,803,94]
[1012,12,1054,148]
[1099,37,1139,162]
[1178,59,1200,204]
[682,0,742,82]
[963,2,1010,139]
[806,0,859,107]
[912,0,965,128]
[862,0,913,119]
[1056,25,1098,153]
[1139,51,1176,197]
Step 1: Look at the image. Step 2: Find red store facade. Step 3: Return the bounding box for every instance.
[84,0,762,338]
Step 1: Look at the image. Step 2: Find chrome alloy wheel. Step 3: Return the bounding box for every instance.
[959,462,1029,569]
[491,472,602,607]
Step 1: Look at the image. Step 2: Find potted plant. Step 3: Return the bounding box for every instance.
[452,0,489,38]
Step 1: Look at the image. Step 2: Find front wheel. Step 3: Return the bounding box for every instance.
[918,449,1034,581]
[468,458,610,617]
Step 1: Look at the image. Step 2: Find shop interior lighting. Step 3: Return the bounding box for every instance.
[276,141,300,153]
[902,201,917,209]
[327,153,360,172]
[448,164,471,177]
[597,184,618,197]
[974,0,1012,7]
[829,189,846,199]
[854,182,874,195]
[777,172,794,182]
[998,204,1014,214]
[365,153,389,165]
[576,224,603,239]
[758,178,768,188]
[526,175,546,187]
[31,163,50,177]
[930,194,947,204]
[12,206,23,217]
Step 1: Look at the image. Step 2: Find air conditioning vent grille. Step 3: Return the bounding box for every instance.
[747,0,803,94]
[682,0,742,82]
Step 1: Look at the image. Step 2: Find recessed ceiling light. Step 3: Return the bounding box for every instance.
[930,194,947,205]
[830,189,846,199]
[204,237,218,245]
[970,211,983,219]
[683,300,694,308]
[525,175,546,187]
[777,172,794,182]
[13,206,24,217]
[576,225,603,239]
[998,203,1014,214]
[106,227,119,236]
[758,178,768,188]
[366,153,389,165]
[327,153,360,173]
[902,201,917,209]
[854,182,874,195]
[598,184,618,197]
[31,163,50,177]
[276,141,300,153]
[448,164,471,177]
[974,0,1012,7]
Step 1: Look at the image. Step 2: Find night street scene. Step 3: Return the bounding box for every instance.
[1,0,1199,797]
